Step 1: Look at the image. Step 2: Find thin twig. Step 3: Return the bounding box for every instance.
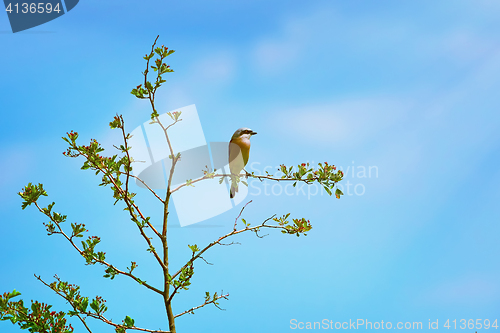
[34,203,163,295]
[119,115,163,232]
[234,200,252,231]
[36,274,169,333]
[174,293,229,318]
[73,150,166,270]
[198,256,213,265]
[128,174,165,203]
[167,262,193,303]
[170,214,279,281]
[145,35,160,116]
[170,172,335,194]
[35,275,93,333]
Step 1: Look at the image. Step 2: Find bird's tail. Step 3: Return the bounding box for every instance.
[230,183,238,199]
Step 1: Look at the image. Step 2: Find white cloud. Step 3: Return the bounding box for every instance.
[418,273,500,305]
[250,4,500,75]
[155,49,237,111]
[253,39,301,74]
[443,30,495,63]
[188,50,236,84]
[424,46,500,120]
[252,8,335,74]
[0,145,34,188]
[272,97,410,147]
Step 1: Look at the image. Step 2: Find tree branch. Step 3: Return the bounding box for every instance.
[33,202,163,295]
[170,170,341,194]
[35,275,93,333]
[36,275,170,333]
[74,148,166,270]
[113,118,164,239]
[234,200,252,231]
[174,293,229,318]
[171,214,283,281]
[128,174,165,204]
[141,43,180,332]
[144,35,160,117]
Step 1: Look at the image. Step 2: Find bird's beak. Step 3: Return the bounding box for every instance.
[251,131,257,135]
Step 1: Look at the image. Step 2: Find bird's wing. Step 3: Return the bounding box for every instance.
[229,141,244,175]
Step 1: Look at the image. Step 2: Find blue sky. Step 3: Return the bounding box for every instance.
[1,0,500,332]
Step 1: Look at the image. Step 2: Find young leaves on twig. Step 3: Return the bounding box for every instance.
[0,289,74,333]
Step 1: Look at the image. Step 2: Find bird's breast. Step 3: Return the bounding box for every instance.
[229,137,251,172]
[232,137,251,150]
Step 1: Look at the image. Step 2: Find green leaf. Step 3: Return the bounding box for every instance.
[80,298,89,312]
[9,290,21,299]
[324,186,332,196]
[124,315,135,327]
[18,183,48,209]
[188,244,199,253]
[89,299,98,312]
[335,188,343,199]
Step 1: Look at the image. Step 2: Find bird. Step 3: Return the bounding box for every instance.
[228,127,257,198]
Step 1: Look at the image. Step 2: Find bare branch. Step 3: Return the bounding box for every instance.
[218,241,241,246]
[128,174,165,203]
[170,214,280,281]
[198,256,213,265]
[155,115,181,239]
[234,200,252,231]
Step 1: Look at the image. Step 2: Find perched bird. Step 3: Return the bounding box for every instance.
[228,127,257,198]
